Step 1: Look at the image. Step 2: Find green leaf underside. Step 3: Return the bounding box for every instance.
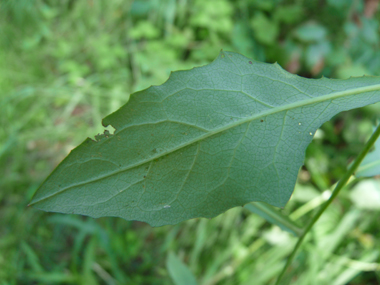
[30,51,380,226]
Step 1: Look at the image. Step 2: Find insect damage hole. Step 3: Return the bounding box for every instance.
[91,124,116,142]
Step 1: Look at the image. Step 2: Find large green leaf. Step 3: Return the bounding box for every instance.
[30,51,380,226]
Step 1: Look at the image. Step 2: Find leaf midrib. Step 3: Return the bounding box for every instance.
[30,83,380,205]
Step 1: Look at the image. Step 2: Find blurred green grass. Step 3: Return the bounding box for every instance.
[1,0,380,284]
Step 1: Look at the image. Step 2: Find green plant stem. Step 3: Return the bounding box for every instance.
[275,124,380,285]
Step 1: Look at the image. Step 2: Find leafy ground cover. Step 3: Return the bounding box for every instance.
[1,0,380,284]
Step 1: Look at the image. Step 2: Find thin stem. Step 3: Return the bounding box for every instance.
[275,124,380,285]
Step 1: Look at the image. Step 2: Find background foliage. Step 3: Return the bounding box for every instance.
[1,0,379,284]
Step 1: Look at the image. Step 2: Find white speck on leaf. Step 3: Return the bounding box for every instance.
[163,205,171,209]
[309,132,313,135]
[299,123,301,125]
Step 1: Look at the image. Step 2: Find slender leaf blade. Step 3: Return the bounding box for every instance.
[244,202,302,236]
[166,252,198,285]
[355,124,380,177]
[30,51,380,226]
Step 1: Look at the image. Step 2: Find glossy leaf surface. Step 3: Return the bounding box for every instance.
[30,51,380,226]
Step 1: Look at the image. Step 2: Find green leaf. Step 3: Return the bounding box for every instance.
[355,125,380,177]
[244,202,302,236]
[166,252,198,285]
[349,180,380,210]
[273,5,303,24]
[294,22,327,42]
[251,12,279,45]
[30,51,380,226]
